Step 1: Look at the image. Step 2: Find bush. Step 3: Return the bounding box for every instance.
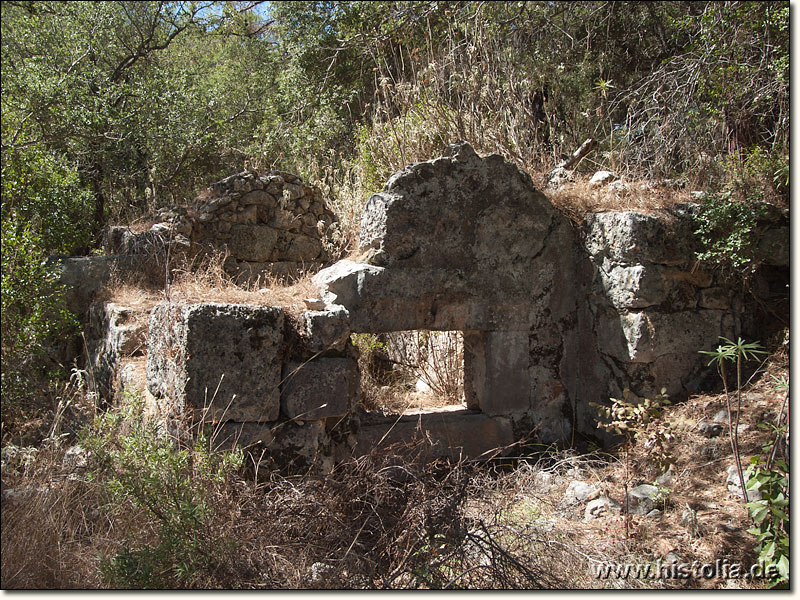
[693,194,768,272]
[81,394,244,588]
[1,223,78,413]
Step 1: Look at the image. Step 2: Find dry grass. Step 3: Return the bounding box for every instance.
[546,178,695,224]
[1,353,787,589]
[98,251,319,321]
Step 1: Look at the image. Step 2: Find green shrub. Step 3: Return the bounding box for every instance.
[1,222,78,411]
[745,455,789,588]
[82,395,243,588]
[1,146,92,415]
[693,194,768,272]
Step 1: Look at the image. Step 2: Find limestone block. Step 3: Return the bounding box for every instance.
[303,307,351,352]
[146,302,284,422]
[360,142,556,272]
[227,224,279,262]
[87,302,148,400]
[215,420,328,469]
[313,260,384,310]
[282,232,323,262]
[699,287,732,310]
[240,189,276,207]
[354,411,514,460]
[584,210,695,265]
[464,331,530,415]
[598,263,667,309]
[281,358,358,420]
[598,309,729,364]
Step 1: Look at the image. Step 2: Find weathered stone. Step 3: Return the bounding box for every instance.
[240,189,276,207]
[698,422,724,438]
[282,232,323,262]
[281,358,358,420]
[584,496,621,521]
[544,166,572,190]
[88,302,149,400]
[607,180,630,194]
[354,411,513,460]
[584,210,696,266]
[598,309,732,364]
[313,260,384,311]
[283,182,305,202]
[756,227,789,266]
[726,464,761,501]
[699,287,732,310]
[146,302,283,422]
[50,256,135,318]
[533,471,555,490]
[227,224,279,262]
[597,263,667,309]
[303,307,351,352]
[464,330,530,415]
[626,484,661,515]
[589,170,619,186]
[563,480,597,505]
[237,204,258,224]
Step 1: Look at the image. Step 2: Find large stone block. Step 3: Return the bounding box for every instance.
[464,331,530,415]
[584,210,696,266]
[146,302,283,422]
[227,224,279,262]
[354,410,514,460]
[88,302,149,401]
[597,309,732,365]
[281,358,358,420]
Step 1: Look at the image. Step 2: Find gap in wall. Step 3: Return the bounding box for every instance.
[354,330,467,415]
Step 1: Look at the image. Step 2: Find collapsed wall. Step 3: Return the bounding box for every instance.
[104,170,338,282]
[85,142,787,469]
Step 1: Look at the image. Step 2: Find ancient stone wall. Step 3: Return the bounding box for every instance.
[104,170,338,283]
[83,142,788,468]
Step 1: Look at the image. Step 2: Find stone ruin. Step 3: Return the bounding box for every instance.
[76,142,788,471]
[104,170,338,282]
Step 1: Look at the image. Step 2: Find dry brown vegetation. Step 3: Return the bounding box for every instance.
[98,251,320,322]
[2,335,788,589]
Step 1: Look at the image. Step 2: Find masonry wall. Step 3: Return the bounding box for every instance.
[104,170,339,283]
[84,143,788,469]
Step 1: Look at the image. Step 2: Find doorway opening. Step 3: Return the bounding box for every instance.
[352,330,467,415]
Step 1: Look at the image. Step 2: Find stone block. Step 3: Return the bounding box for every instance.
[146,302,283,422]
[281,232,323,261]
[699,287,732,310]
[227,224,279,262]
[464,330,530,415]
[627,484,661,515]
[303,307,351,352]
[281,358,358,420]
[584,210,695,266]
[600,309,730,364]
[354,410,514,460]
[598,263,667,309]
